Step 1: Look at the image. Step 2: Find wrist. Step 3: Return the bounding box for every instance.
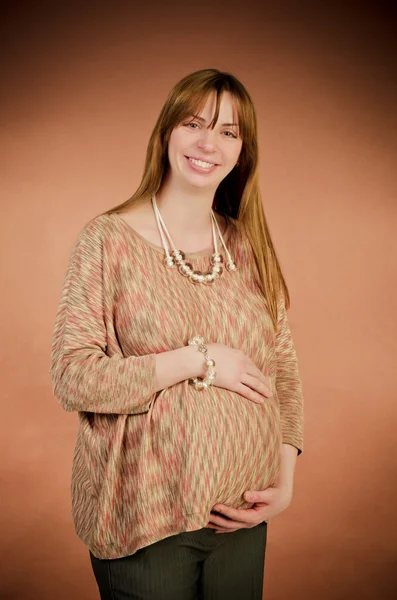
[187,336,216,390]
[182,344,207,379]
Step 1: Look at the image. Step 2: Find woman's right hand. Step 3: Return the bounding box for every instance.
[205,343,272,404]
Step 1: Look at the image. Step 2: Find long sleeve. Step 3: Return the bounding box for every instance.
[51,213,303,560]
[275,294,304,455]
[50,218,157,414]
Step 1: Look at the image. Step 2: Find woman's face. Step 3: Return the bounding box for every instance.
[167,91,243,190]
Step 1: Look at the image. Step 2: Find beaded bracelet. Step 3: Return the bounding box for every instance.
[188,336,216,390]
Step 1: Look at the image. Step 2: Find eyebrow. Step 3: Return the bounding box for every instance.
[191,114,239,128]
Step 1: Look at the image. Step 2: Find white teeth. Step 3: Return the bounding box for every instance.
[189,157,215,169]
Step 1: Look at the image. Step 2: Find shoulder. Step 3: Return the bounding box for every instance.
[80,212,115,236]
[65,214,124,271]
[73,213,120,248]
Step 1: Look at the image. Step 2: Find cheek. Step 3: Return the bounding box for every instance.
[168,128,186,155]
[223,147,242,167]
[222,139,242,161]
[233,141,243,160]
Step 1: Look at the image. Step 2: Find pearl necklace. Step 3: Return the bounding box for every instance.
[151,194,236,284]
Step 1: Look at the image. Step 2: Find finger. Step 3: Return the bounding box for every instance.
[244,490,273,504]
[214,528,240,534]
[209,513,245,529]
[254,366,273,395]
[246,362,271,388]
[208,517,241,529]
[246,373,272,397]
[235,383,266,404]
[207,523,244,534]
[213,505,258,525]
[241,373,272,398]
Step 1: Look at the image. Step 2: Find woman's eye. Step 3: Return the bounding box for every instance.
[183,123,238,139]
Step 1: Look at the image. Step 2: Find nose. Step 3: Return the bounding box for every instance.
[197,127,217,152]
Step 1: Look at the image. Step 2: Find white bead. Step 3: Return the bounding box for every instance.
[154,198,233,285]
[210,253,224,265]
[164,257,174,268]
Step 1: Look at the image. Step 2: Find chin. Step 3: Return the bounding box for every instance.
[184,177,219,190]
[183,169,225,187]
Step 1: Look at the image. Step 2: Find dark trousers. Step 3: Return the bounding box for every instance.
[90,523,267,600]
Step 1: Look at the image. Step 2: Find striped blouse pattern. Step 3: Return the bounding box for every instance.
[50,212,304,559]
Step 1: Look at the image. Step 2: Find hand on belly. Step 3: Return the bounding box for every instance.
[205,484,293,533]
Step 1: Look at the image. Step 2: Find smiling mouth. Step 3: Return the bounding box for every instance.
[185,155,220,168]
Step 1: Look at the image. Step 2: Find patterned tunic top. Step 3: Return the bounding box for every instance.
[50,211,304,559]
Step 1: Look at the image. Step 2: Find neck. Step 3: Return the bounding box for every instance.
[154,173,217,233]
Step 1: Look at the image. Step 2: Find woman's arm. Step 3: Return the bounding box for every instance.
[274,442,298,493]
[50,220,204,415]
[154,345,205,392]
[50,219,272,415]
[274,294,304,455]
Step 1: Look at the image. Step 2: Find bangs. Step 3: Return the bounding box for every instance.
[174,85,248,140]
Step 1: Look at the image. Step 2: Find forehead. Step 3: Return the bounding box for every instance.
[196,91,239,123]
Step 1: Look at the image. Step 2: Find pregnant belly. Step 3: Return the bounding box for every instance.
[150,382,282,516]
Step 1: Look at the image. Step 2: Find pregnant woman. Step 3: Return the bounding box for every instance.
[50,68,304,600]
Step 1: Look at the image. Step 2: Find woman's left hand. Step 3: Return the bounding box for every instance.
[206,485,293,533]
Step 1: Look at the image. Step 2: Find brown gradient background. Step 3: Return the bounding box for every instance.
[1,1,396,599]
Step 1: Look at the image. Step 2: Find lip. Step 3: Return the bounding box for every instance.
[185,155,220,167]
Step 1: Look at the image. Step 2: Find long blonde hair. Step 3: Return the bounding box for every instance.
[100,68,290,330]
